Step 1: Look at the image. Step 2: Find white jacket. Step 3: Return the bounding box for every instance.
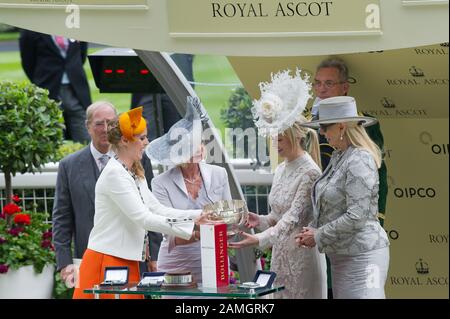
[88,158,200,261]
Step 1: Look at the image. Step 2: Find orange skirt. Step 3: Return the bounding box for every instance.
[73,248,143,299]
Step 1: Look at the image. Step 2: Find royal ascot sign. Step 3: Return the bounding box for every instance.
[167,0,382,37]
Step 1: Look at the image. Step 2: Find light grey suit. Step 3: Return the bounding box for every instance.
[52,146,158,271]
[311,146,390,298]
[150,162,232,284]
[151,163,232,209]
[311,146,389,255]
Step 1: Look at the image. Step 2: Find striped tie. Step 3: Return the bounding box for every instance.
[98,154,110,172]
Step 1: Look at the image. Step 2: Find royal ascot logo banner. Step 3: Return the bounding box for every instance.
[228,43,449,118]
[167,0,382,37]
[228,44,449,298]
[382,119,448,298]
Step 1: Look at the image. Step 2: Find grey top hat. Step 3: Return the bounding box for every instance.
[300,96,377,129]
[145,97,204,166]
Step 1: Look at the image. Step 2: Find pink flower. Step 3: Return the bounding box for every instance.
[0,264,9,274]
[11,194,20,203]
[0,237,6,244]
[42,230,52,240]
[41,240,52,249]
[13,213,31,225]
[2,203,21,216]
[260,257,266,270]
[8,227,24,236]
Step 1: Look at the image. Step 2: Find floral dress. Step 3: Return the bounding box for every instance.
[255,153,327,299]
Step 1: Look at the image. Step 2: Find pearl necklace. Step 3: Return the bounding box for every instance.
[183,175,201,184]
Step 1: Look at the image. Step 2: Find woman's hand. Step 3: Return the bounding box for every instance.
[228,232,259,249]
[294,227,317,248]
[245,212,260,228]
[195,210,212,226]
[147,260,158,272]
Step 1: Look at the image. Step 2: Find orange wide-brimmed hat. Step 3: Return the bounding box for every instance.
[119,106,147,141]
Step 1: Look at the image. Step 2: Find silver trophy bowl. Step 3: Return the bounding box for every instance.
[204,200,249,235]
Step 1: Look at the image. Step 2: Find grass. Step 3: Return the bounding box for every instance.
[0,32,19,42]
[193,55,242,134]
[0,48,241,135]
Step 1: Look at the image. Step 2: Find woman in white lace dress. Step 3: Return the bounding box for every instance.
[228,69,328,298]
[230,119,327,298]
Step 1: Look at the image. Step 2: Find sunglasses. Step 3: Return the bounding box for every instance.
[319,123,336,132]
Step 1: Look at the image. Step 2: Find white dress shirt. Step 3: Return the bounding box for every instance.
[89,143,114,171]
[51,35,70,84]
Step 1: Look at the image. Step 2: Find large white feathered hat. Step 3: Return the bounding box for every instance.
[251,69,312,137]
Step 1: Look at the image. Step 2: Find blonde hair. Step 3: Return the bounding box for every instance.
[344,122,382,168]
[107,117,145,179]
[283,117,322,170]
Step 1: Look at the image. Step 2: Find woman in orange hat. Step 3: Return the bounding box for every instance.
[73,107,209,299]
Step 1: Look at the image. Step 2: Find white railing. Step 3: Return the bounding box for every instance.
[0,160,274,216]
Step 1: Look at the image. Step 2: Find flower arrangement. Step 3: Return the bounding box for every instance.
[254,247,272,271]
[259,92,284,123]
[260,248,272,271]
[0,195,54,274]
[251,69,312,137]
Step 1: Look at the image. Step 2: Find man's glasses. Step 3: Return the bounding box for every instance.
[319,123,336,132]
[312,80,345,89]
[92,120,109,128]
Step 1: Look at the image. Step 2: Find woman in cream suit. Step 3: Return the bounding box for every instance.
[73,107,210,299]
[297,96,390,299]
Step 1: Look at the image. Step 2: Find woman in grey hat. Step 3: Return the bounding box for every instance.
[296,96,390,299]
[146,97,232,292]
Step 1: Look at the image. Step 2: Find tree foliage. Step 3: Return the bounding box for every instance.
[0,81,64,202]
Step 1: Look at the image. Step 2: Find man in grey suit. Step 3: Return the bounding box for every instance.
[52,101,160,285]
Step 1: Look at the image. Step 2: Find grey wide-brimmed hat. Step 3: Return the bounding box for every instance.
[145,97,205,166]
[300,96,377,129]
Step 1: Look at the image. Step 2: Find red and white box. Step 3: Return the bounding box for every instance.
[200,223,229,288]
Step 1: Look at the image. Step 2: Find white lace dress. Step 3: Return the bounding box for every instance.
[255,153,327,299]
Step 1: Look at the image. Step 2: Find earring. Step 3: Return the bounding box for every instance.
[340,135,343,141]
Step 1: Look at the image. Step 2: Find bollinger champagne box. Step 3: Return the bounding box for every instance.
[200,223,229,288]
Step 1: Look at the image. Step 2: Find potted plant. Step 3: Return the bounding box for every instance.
[0,196,55,298]
[0,80,64,298]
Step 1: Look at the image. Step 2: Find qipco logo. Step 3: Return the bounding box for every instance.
[419,132,449,156]
[394,187,436,199]
[387,229,399,240]
[431,143,449,155]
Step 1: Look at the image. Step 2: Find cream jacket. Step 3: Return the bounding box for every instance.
[88,158,200,261]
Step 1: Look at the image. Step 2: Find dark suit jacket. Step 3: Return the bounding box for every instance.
[52,146,157,271]
[19,30,91,108]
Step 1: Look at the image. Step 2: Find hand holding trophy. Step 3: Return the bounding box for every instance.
[194,209,216,226]
[203,200,249,237]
